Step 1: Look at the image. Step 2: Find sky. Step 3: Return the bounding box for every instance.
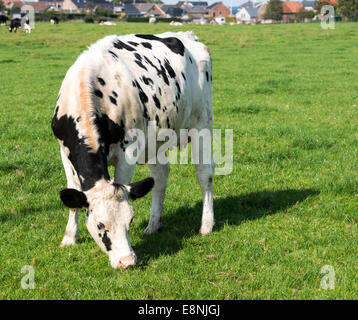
[161,0,250,8]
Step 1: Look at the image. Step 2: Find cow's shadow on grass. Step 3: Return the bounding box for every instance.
[134,188,318,267]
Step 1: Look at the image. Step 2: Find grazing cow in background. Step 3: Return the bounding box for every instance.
[9,18,21,32]
[51,31,214,269]
[24,17,31,33]
[0,15,8,25]
[50,17,59,24]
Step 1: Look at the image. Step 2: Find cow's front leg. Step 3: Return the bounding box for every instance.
[60,147,80,247]
[145,163,170,234]
[113,149,136,185]
[60,208,79,247]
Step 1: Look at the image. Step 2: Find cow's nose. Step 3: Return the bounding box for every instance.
[118,255,136,268]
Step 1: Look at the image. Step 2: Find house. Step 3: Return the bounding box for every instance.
[302,0,315,11]
[134,3,166,17]
[236,7,259,23]
[282,1,303,23]
[123,3,141,17]
[207,2,230,17]
[184,5,208,21]
[160,4,184,17]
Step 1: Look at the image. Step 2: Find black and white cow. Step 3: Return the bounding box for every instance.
[51,31,214,269]
[9,18,21,32]
[0,15,8,25]
[50,17,59,24]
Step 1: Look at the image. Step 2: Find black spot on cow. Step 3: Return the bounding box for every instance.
[206,72,209,82]
[189,57,193,64]
[112,91,118,98]
[164,58,176,79]
[94,89,103,98]
[128,41,139,47]
[134,53,142,61]
[153,94,161,109]
[97,222,105,230]
[102,230,112,251]
[181,72,186,81]
[175,81,181,94]
[94,113,125,156]
[108,50,118,59]
[135,35,185,56]
[134,53,148,71]
[141,42,152,49]
[97,77,106,86]
[133,80,150,120]
[109,96,117,105]
[144,56,169,86]
[141,76,154,86]
[166,117,170,128]
[76,116,81,123]
[51,109,110,191]
[158,87,162,96]
[113,39,136,52]
[155,114,160,128]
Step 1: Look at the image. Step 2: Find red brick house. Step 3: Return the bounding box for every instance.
[282,1,304,22]
[207,2,230,17]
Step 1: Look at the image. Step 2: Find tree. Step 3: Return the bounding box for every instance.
[337,0,358,21]
[0,0,5,12]
[296,7,306,21]
[264,0,283,21]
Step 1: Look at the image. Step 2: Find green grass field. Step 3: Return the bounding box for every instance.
[1,21,358,299]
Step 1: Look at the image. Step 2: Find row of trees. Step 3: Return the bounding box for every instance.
[264,0,358,22]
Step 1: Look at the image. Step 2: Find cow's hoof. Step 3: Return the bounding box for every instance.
[200,223,214,236]
[60,236,76,247]
[144,224,162,235]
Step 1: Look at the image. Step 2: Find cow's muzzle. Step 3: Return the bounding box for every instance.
[118,254,136,268]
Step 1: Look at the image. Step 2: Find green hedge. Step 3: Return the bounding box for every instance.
[35,12,86,22]
[125,16,182,23]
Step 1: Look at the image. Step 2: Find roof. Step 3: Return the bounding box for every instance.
[207,1,221,9]
[245,7,258,17]
[301,0,314,7]
[124,3,141,16]
[184,5,208,13]
[282,1,303,13]
[134,3,154,12]
[238,0,256,8]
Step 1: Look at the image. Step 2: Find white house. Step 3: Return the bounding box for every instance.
[236,7,259,23]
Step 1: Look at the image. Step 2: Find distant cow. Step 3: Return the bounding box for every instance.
[9,18,21,32]
[52,32,214,269]
[0,15,8,25]
[50,17,59,24]
[24,17,31,33]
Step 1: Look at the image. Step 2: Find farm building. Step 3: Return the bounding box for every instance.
[282,1,304,23]
[207,2,230,17]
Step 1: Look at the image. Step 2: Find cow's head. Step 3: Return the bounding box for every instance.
[59,177,154,268]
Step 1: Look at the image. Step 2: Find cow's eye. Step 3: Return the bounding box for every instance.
[97,222,105,230]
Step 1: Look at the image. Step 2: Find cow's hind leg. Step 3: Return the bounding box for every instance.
[145,163,170,234]
[195,158,215,235]
[60,147,80,247]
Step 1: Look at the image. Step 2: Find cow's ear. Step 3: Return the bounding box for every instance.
[60,189,89,208]
[127,177,154,200]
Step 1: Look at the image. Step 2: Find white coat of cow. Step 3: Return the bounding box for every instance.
[51,31,214,269]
